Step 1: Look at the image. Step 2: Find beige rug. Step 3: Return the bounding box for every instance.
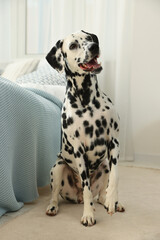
[0,166,160,240]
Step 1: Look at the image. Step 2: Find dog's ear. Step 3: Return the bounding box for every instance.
[81,30,99,45]
[46,40,64,73]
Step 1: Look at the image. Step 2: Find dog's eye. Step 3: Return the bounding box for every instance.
[69,43,77,50]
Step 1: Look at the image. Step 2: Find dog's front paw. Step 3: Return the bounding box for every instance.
[116,202,125,213]
[104,189,117,215]
[104,198,125,215]
[81,213,96,227]
[46,203,58,216]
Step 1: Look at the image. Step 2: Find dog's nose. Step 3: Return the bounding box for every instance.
[88,43,99,54]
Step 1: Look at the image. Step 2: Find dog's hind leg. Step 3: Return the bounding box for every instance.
[46,158,66,216]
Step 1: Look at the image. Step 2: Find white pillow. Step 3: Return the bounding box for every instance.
[20,83,66,102]
[1,58,40,82]
[16,60,66,86]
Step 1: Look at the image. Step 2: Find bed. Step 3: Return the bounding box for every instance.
[0,59,66,217]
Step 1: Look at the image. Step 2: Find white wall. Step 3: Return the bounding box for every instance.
[131,0,160,160]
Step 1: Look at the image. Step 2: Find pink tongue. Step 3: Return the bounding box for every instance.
[86,58,99,68]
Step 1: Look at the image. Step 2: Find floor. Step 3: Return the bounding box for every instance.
[0,166,160,240]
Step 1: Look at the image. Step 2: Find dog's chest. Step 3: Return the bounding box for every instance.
[61,93,114,172]
[62,95,108,140]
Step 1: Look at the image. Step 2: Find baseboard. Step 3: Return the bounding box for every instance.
[119,154,160,170]
[119,156,134,162]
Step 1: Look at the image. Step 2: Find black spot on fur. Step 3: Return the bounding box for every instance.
[90,159,102,170]
[108,98,112,104]
[114,122,118,130]
[102,119,107,128]
[114,139,119,146]
[90,143,94,151]
[75,130,80,137]
[85,36,92,42]
[83,120,89,126]
[95,129,100,137]
[109,160,112,170]
[96,171,102,180]
[95,150,106,159]
[95,120,101,127]
[82,30,99,45]
[67,92,76,104]
[61,180,64,186]
[67,175,74,187]
[82,74,92,89]
[62,113,67,119]
[67,80,72,88]
[57,54,61,62]
[68,148,74,155]
[80,88,92,107]
[85,125,94,138]
[65,158,72,164]
[51,206,55,211]
[67,117,74,126]
[87,106,94,117]
[79,146,84,154]
[109,140,115,150]
[94,138,105,146]
[110,118,113,128]
[111,156,117,165]
[99,127,104,135]
[75,110,83,117]
[72,103,78,108]
[63,120,67,129]
[92,97,100,109]
[81,171,87,181]
[58,161,64,165]
[76,151,81,158]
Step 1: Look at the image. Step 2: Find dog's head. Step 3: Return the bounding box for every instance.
[46,30,102,75]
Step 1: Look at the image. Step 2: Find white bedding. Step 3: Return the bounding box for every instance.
[20,83,66,102]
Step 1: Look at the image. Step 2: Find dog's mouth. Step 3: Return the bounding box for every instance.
[79,56,102,72]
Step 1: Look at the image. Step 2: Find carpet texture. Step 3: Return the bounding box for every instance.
[0,166,160,240]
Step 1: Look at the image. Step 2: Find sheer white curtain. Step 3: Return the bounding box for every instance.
[49,0,134,161]
[0,0,11,62]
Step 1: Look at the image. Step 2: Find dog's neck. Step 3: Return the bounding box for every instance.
[64,67,100,108]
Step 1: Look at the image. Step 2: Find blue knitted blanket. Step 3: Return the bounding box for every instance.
[0,78,62,217]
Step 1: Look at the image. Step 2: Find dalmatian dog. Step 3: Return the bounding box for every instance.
[46,30,125,226]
